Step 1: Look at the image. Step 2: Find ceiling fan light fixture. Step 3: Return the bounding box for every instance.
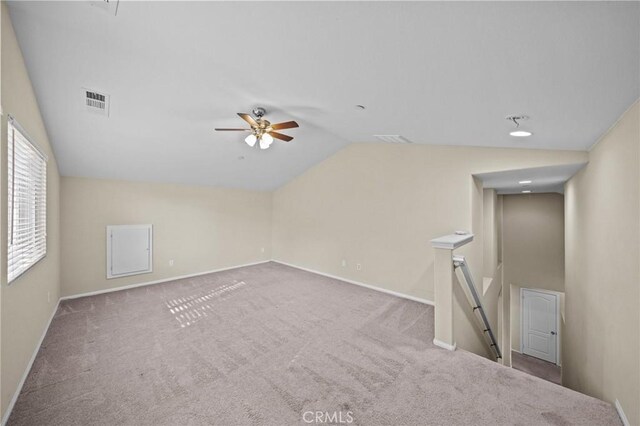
[259,134,274,150]
[262,133,273,144]
[245,134,257,147]
[215,107,299,149]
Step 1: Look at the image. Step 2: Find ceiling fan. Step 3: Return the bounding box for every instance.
[215,107,299,150]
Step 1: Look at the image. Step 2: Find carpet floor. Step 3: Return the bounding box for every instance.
[512,351,562,386]
[8,262,619,425]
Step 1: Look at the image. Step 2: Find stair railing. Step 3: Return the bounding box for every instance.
[452,255,502,360]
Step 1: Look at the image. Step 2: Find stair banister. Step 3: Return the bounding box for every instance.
[453,255,502,360]
[430,232,474,351]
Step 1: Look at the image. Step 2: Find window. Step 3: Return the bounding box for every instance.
[8,117,47,283]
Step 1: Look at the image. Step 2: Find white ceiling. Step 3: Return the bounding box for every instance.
[476,163,588,195]
[7,1,639,191]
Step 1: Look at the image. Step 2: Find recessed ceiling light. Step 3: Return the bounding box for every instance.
[522,190,532,193]
[519,180,532,185]
[506,115,532,137]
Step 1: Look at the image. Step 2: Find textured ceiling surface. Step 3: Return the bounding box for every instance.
[7,1,639,190]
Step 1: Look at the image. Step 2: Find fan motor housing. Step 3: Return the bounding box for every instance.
[252,107,266,119]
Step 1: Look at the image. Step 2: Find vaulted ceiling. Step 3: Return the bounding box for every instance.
[7,1,639,190]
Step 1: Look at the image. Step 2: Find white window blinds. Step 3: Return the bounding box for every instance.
[8,117,47,283]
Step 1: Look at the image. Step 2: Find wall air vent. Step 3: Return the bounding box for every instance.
[84,89,110,116]
[373,135,413,144]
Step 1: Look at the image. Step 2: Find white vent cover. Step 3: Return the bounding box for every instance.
[84,89,110,116]
[373,135,413,144]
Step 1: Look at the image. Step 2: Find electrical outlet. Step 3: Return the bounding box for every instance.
[47,291,51,303]
[261,247,265,253]
[341,259,346,267]
[356,263,362,271]
[169,260,174,267]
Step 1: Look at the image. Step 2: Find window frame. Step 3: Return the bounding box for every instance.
[7,115,48,284]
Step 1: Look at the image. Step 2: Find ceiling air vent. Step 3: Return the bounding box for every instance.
[89,0,120,16]
[84,89,110,116]
[373,135,413,144]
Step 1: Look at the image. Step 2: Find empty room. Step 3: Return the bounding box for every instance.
[1,1,639,425]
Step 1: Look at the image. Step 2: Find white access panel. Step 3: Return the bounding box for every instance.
[107,224,153,279]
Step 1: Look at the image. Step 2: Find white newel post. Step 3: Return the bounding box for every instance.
[430,233,474,351]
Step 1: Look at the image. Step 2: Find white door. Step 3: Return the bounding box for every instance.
[522,289,558,364]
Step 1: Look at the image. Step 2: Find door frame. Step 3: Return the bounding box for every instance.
[520,288,561,366]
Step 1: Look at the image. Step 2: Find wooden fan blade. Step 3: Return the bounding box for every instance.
[237,113,258,127]
[214,128,251,131]
[269,131,293,142]
[270,121,299,130]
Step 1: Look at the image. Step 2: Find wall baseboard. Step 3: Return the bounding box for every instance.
[433,338,457,351]
[615,399,630,426]
[60,260,271,300]
[272,260,434,306]
[2,299,60,426]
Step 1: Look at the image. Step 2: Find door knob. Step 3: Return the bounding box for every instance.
[550,331,557,335]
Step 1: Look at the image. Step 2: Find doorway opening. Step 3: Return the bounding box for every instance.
[512,288,563,385]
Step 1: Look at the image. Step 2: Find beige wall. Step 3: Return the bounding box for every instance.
[0,3,3,421]
[483,189,499,278]
[564,101,639,425]
[502,193,565,353]
[480,188,504,360]
[497,195,503,264]
[272,143,587,355]
[61,177,272,297]
[1,3,61,418]
[495,195,505,360]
